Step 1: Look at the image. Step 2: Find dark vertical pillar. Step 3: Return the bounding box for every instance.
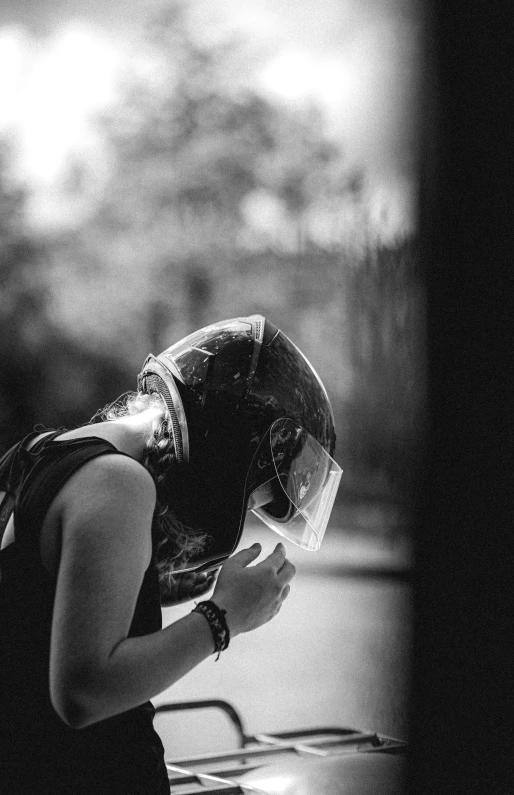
[408,3,513,794]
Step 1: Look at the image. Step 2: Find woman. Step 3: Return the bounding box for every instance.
[0,315,342,794]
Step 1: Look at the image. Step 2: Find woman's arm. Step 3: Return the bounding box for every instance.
[49,455,294,729]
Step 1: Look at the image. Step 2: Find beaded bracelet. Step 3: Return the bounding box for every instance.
[192,600,230,660]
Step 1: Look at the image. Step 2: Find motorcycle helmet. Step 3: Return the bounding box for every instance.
[138,315,342,572]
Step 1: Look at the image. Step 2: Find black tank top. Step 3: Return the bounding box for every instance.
[0,431,170,794]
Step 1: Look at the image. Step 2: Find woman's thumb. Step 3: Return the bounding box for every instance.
[229,543,262,568]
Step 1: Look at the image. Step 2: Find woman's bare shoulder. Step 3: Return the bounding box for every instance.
[30,450,158,584]
[74,449,153,493]
[77,452,154,485]
[58,453,157,533]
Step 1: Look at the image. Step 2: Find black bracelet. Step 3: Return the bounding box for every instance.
[192,600,230,660]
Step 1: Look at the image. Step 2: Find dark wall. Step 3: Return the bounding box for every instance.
[408,3,513,793]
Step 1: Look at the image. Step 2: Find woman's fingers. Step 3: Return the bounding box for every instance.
[276,558,296,585]
[212,542,296,635]
[227,543,262,569]
[273,584,291,617]
[264,543,286,570]
[254,542,295,586]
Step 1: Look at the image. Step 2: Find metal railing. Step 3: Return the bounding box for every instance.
[157,699,407,794]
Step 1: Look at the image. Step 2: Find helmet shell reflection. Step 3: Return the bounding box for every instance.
[138,315,339,571]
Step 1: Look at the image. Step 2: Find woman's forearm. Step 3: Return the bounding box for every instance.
[52,611,215,729]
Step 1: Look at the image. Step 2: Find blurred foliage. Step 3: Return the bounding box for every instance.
[43,1,360,361]
[0,1,424,511]
[0,146,128,448]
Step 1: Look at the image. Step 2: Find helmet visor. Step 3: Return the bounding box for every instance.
[252,419,342,551]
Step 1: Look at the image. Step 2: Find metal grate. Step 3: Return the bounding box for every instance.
[157,701,407,794]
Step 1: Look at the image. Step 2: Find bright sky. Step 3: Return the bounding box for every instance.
[0,25,120,180]
[0,0,420,236]
[0,24,361,182]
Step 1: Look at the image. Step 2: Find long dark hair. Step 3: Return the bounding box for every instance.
[93,392,206,586]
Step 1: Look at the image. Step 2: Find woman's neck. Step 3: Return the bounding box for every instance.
[52,407,165,463]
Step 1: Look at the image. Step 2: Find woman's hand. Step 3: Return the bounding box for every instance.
[211,542,295,637]
[160,570,217,607]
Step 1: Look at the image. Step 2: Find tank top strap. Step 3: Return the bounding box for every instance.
[1,430,65,496]
[0,431,57,543]
[14,435,127,551]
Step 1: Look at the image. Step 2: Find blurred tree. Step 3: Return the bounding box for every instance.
[0,142,50,447]
[0,143,131,452]
[46,0,349,364]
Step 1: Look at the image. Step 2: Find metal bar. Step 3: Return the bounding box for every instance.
[167,765,262,787]
[252,726,361,739]
[166,763,268,794]
[255,731,380,747]
[253,731,381,756]
[169,744,303,767]
[169,732,382,768]
[155,699,248,748]
[167,786,241,794]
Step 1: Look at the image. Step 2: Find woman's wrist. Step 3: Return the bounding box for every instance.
[192,600,230,660]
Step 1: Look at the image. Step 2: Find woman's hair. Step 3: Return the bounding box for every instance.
[93,392,206,586]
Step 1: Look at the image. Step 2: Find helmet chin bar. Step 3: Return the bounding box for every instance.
[138,356,190,463]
